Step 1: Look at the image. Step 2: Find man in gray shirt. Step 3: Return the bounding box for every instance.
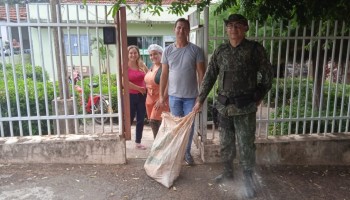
[159,18,205,165]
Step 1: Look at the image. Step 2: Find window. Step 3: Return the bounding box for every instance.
[64,34,89,56]
[127,36,163,68]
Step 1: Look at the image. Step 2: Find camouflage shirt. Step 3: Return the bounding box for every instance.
[198,39,273,116]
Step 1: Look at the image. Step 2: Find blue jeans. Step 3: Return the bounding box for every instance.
[130,93,146,144]
[168,95,196,156]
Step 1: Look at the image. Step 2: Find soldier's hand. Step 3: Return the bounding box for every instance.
[192,102,202,113]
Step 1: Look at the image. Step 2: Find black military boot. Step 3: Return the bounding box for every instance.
[214,161,233,183]
[243,170,256,198]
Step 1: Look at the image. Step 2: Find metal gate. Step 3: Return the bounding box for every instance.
[0,3,128,138]
[195,7,350,149]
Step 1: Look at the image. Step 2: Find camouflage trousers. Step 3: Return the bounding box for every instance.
[219,112,256,171]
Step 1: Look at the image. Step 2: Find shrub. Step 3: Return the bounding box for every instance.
[0,79,55,136]
[268,78,350,135]
[0,63,49,82]
[0,63,53,136]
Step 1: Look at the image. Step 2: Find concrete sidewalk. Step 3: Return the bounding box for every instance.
[126,124,203,164]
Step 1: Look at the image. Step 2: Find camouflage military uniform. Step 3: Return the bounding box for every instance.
[197,39,273,171]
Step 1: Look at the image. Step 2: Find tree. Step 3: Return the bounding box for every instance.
[91,37,114,74]
[83,0,350,25]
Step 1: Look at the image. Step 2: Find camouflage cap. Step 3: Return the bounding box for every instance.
[224,14,248,26]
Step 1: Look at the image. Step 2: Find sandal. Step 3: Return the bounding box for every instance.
[135,143,147,150]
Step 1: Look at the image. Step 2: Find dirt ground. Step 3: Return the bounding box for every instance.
[1,160,350,200]
[1,121,350,200]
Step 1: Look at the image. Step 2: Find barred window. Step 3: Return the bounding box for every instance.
[64,34,89,56]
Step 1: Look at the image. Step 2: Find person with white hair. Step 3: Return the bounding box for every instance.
[144,44,170,138]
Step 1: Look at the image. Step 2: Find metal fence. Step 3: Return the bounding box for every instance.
[206,17,350,139]
[1,4,350,140]
[0,4,121,137]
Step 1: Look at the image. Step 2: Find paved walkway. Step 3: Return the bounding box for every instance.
[126,124,203,163]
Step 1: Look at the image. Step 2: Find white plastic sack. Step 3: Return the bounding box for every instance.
[144,111,196,188]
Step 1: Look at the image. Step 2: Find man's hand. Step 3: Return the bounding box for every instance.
[158,96,165,107]
[192,101,203,113]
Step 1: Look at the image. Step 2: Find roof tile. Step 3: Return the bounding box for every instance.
[0,6,27,22]
[61,0,176,5]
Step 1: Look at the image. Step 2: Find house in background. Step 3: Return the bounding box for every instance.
[24,0,196,81]
[0,5,30,58]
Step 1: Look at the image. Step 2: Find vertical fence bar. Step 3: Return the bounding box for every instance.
[80,4,95,133]
[202,7,209,142]
[344,37,350,132]
[115,8,123,136]
[20,4,33,136]
[104,4,114,132]
[0,102,3,137]
[97,4,106,130]
[325,21,338,133]
[32,3,42,136]
[333,22,345,133]
[317,21,330,135]
[310,20,323,134]
[15,4,26,136]
[93,4,100,129]
[281,21,291,135]
[65,4,74,122]
[7,4,24,136]
[296,26,307,134]
[256,20,262,136]
[0,28,13,136]
[266,21,275,138]
[339,24,349,132]
[288,24,299,135]
[88,5,96,127]
[36,4,51,136]
[303,21,315,134]
[46,3,60,136]
[273,21,283,136]
[56,4,69,136]
[73,4,80,134]
[83,4,91,133]
[0,32,4,137]
[103,4,111,130]
[27,4,38,136]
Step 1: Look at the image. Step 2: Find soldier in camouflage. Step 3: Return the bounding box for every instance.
[193,14,273,198]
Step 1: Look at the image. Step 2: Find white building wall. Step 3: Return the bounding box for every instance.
[27,3,195,81]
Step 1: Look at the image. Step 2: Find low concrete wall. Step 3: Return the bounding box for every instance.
[256,133,350,165]
[0,134,126,164]
[200,141,221,163]
[200,133,350,165]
